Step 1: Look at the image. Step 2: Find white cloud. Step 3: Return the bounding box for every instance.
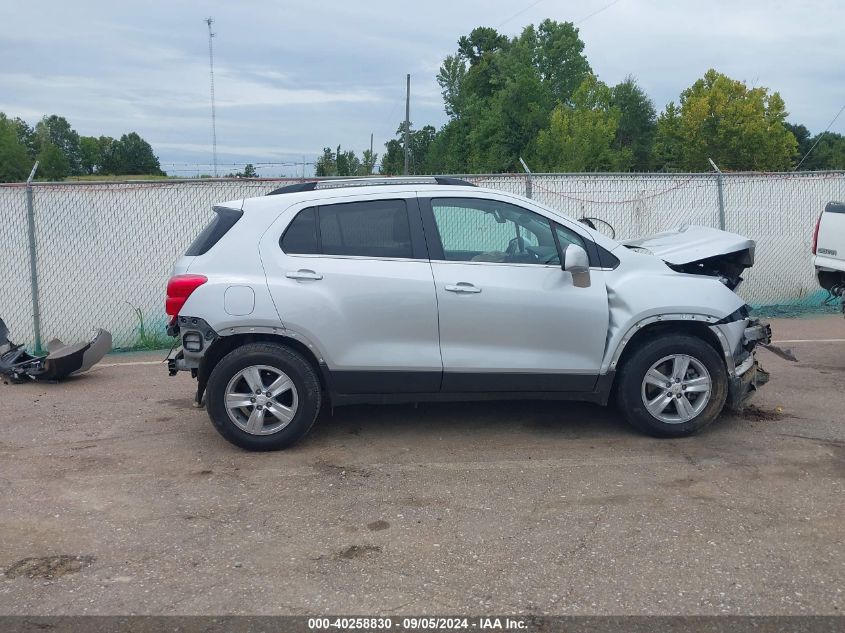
[1,0,843,173]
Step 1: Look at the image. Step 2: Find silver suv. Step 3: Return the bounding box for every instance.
[166,177,770,451]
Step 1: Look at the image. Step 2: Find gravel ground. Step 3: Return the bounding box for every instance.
[0,317,842,615]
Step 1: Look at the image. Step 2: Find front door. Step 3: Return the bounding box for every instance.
[422,196,609,392]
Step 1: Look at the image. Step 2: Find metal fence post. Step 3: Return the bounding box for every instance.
[25,161,42,354]
[708,158,726,230]
[519,157,532,199]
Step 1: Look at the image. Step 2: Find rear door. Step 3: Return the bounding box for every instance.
[260,194,442,394]
[420,195,609,393]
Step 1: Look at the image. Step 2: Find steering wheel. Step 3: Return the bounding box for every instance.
[506,236,527,256]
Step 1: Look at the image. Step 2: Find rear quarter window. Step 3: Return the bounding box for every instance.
[280,207,319,254]
[185,206,243,256]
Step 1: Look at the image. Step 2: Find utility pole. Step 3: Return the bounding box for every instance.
[204,17,218,177]
[403,74,410,175]
[369,132,374,175]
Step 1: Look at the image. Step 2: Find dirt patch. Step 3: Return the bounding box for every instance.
[742,404,785,421]
[5,555,94,580]
[337,545,381,560]
[156,398,195,409]
[366,520,390,531]
[313,459,372,478]
[578,494,634,506]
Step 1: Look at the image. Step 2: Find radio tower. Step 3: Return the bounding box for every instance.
[204,17,218,177]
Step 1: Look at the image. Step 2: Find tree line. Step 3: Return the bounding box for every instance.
[0,113,163,182]
[319,21,845,176]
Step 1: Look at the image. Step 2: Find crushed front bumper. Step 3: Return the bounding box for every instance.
[726,355,770,411]
[725,318,771,411]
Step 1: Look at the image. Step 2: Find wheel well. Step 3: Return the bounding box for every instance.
[613,321,726,380]
[198,333,326,399]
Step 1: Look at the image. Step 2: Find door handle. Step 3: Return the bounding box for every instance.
[286,269,323,281]
[445,282,481,294]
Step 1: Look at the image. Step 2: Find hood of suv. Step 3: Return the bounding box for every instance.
[622,225,754,265]
[623,225,755,290]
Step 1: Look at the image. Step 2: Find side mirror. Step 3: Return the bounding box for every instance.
[562,244,591,288]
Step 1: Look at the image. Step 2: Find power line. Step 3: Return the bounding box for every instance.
[795,103,845,171]
[497,0,624,29]
[575,0,625,24]
[496,0,545,28]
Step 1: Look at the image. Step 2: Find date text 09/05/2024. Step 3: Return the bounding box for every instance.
[307,617,528,630]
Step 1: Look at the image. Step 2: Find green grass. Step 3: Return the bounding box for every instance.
[123,304,175,351]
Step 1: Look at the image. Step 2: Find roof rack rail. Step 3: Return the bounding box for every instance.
[266,176,476,196]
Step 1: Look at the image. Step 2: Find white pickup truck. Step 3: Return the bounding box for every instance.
[813,201,845,312]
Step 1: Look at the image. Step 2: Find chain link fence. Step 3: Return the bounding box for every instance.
[1,172,843,350]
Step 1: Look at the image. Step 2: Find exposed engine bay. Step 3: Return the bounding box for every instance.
[0,318,112,383]
[623,225,756,290]
[665,250,754,291]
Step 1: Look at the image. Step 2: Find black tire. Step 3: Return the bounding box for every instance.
[206,343,321,451]
[616,334,728,437]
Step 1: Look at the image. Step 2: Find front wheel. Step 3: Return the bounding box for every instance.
[206,343,321,450]
[616,335,728,437]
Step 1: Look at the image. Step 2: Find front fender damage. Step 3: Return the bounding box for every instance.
[712,308,772,411]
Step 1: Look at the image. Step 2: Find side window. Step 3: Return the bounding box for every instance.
[280,207,318,254]
[319,200,412,258]
[431,198,559,265]
[554,223,587,251]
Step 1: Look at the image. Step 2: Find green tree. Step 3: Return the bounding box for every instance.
[79,136,105,175]
[0,114,31,182]
[530,75,627,172]
[380,138,403,175]
[432,20,591,173]
[361,149,378,175]
[314,147,337,176]
[797,131,845,170]
[380,123,438,174]
[653,69,797,171]
[36,141,71,180]
[535,19,591,104]
[336,146,361,176]
[786,122,812,162]
[241,163,258,178]
[108,132,163,175]
[436,55,468,118]
[35,115,82,175]
[611,76,656,170]
[653,103,685,171]
[315,146,366,177]
[10,117,37,159]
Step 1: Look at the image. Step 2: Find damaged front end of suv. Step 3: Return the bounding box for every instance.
[618,225,771,411]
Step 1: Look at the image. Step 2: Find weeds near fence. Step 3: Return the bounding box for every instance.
[124,303,172,350]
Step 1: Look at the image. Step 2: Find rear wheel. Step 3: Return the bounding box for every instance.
[616,335,728,437]
[206,343,321,450]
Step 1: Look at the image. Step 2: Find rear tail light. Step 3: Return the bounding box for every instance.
[166,274,208,319]
[811,214,822,255]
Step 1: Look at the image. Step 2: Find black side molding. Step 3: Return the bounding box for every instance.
[432,177,477,187]
[267,182,318,196]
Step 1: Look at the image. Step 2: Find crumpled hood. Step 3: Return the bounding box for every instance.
[622,225,755,266]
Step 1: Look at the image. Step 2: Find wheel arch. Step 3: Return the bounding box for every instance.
[197,332,327,404]
[606,318,731,397]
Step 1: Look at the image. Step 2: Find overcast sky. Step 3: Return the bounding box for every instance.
[1,0,843,176]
